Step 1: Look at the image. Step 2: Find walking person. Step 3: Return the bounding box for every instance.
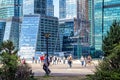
[80,56,85,67]
[43,54,51,76]
[32,57,35,63]
[67,55,72,68]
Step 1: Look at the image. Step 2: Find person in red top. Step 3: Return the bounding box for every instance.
[40,55,45,63]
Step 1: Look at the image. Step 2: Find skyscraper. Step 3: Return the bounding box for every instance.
[59,0,77,57]
[59,0,77,19]
[94,0,120,50]
[74,0,90,58]
[88,0,94,47]
[23,0,46,15]
[46,0,54,16]
[0,19,6,43]
[3,17,19,49]
[19,15,59,59]
[0,0,22,19]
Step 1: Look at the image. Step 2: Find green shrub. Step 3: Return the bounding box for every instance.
[87,43,120,80]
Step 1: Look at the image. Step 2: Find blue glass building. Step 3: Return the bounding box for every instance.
[0,0,22,19]
[0,20,6,43]
[94,0,120,50]
[3,17,19,49]
[47,0,54,16]
[23,0,46,15]
[19,14,59,59]
[59,0,77,19]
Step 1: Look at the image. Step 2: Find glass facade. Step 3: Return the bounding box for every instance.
[59,0,77,19]
[23,0,34,15]
[46,0,54,16]
[3,17,19,49]
[59,19,74,56]
[0,0,22,19]
[59,0,66,19]
[34,0,46,15]
[0,20,6,43]
[94,0,120,50]
[19,15,40,59]
[19,15,59,59]
[88,0,95,46]
[23,0,46,15]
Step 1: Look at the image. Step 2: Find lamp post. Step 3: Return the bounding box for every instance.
[44,33,50,63]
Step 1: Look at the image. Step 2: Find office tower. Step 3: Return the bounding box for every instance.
[59,19,75,57]
[3,17,19,49]
[0,0,22,50]
[74,0,90,58]
[0,0,22,19]
[59,0,77,19]
[47,0,54,16]
[88,0,94,47]
[59,0,77,57]
[19,14,59,59]
[94,0,120,50]
[23,0,46,15]
[0,20,6,43]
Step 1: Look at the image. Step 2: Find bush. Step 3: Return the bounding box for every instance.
[87,43,120,80]
[0,40,36,80]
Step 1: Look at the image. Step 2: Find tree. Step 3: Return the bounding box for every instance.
[87,43,120,80]
[0,40,36,80]
[102,20,120,57]
[87,21,120,80]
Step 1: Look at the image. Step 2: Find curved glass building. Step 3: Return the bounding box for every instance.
[0,0,22,19]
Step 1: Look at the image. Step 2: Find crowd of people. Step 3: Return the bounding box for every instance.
[18,54,93,76]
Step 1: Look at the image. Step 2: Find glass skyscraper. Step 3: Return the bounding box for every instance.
[3,17,19,49]
[19,15,40,58]
[23,0,46,15]
[46,0,54,16]
[19,15,59,59]
[59,0,77,19]
[0,20,6,43]
[94,0,120,50]
[0,0,22,19]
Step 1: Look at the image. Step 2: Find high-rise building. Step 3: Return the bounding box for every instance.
[94,0,120,50]
[59,19,75,57]
[23,0,46,15]
[88,0,94,47]
[47,0,54,16]
[0,19,6,43]
[73,0,90,58]
[0,0,22,50]
[3,17,19,49]
[19,14,59,59]
[59,0,77,19]
[59,0,77,57]
[0,0,22,19]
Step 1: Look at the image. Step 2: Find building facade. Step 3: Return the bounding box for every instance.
[0,0,22,19]
[46,0,54,16]
[3,17,19,49]
[73,0,90,58]
[59,0,77,19]
[0,20,6,43]
[59,19,75,57]
[94,0,120,50]
[23,0,46,15]
[19,14,59,59]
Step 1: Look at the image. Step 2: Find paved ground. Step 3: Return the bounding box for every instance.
[28,60,99,76]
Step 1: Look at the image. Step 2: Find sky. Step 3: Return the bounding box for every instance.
[53,0,59,18]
